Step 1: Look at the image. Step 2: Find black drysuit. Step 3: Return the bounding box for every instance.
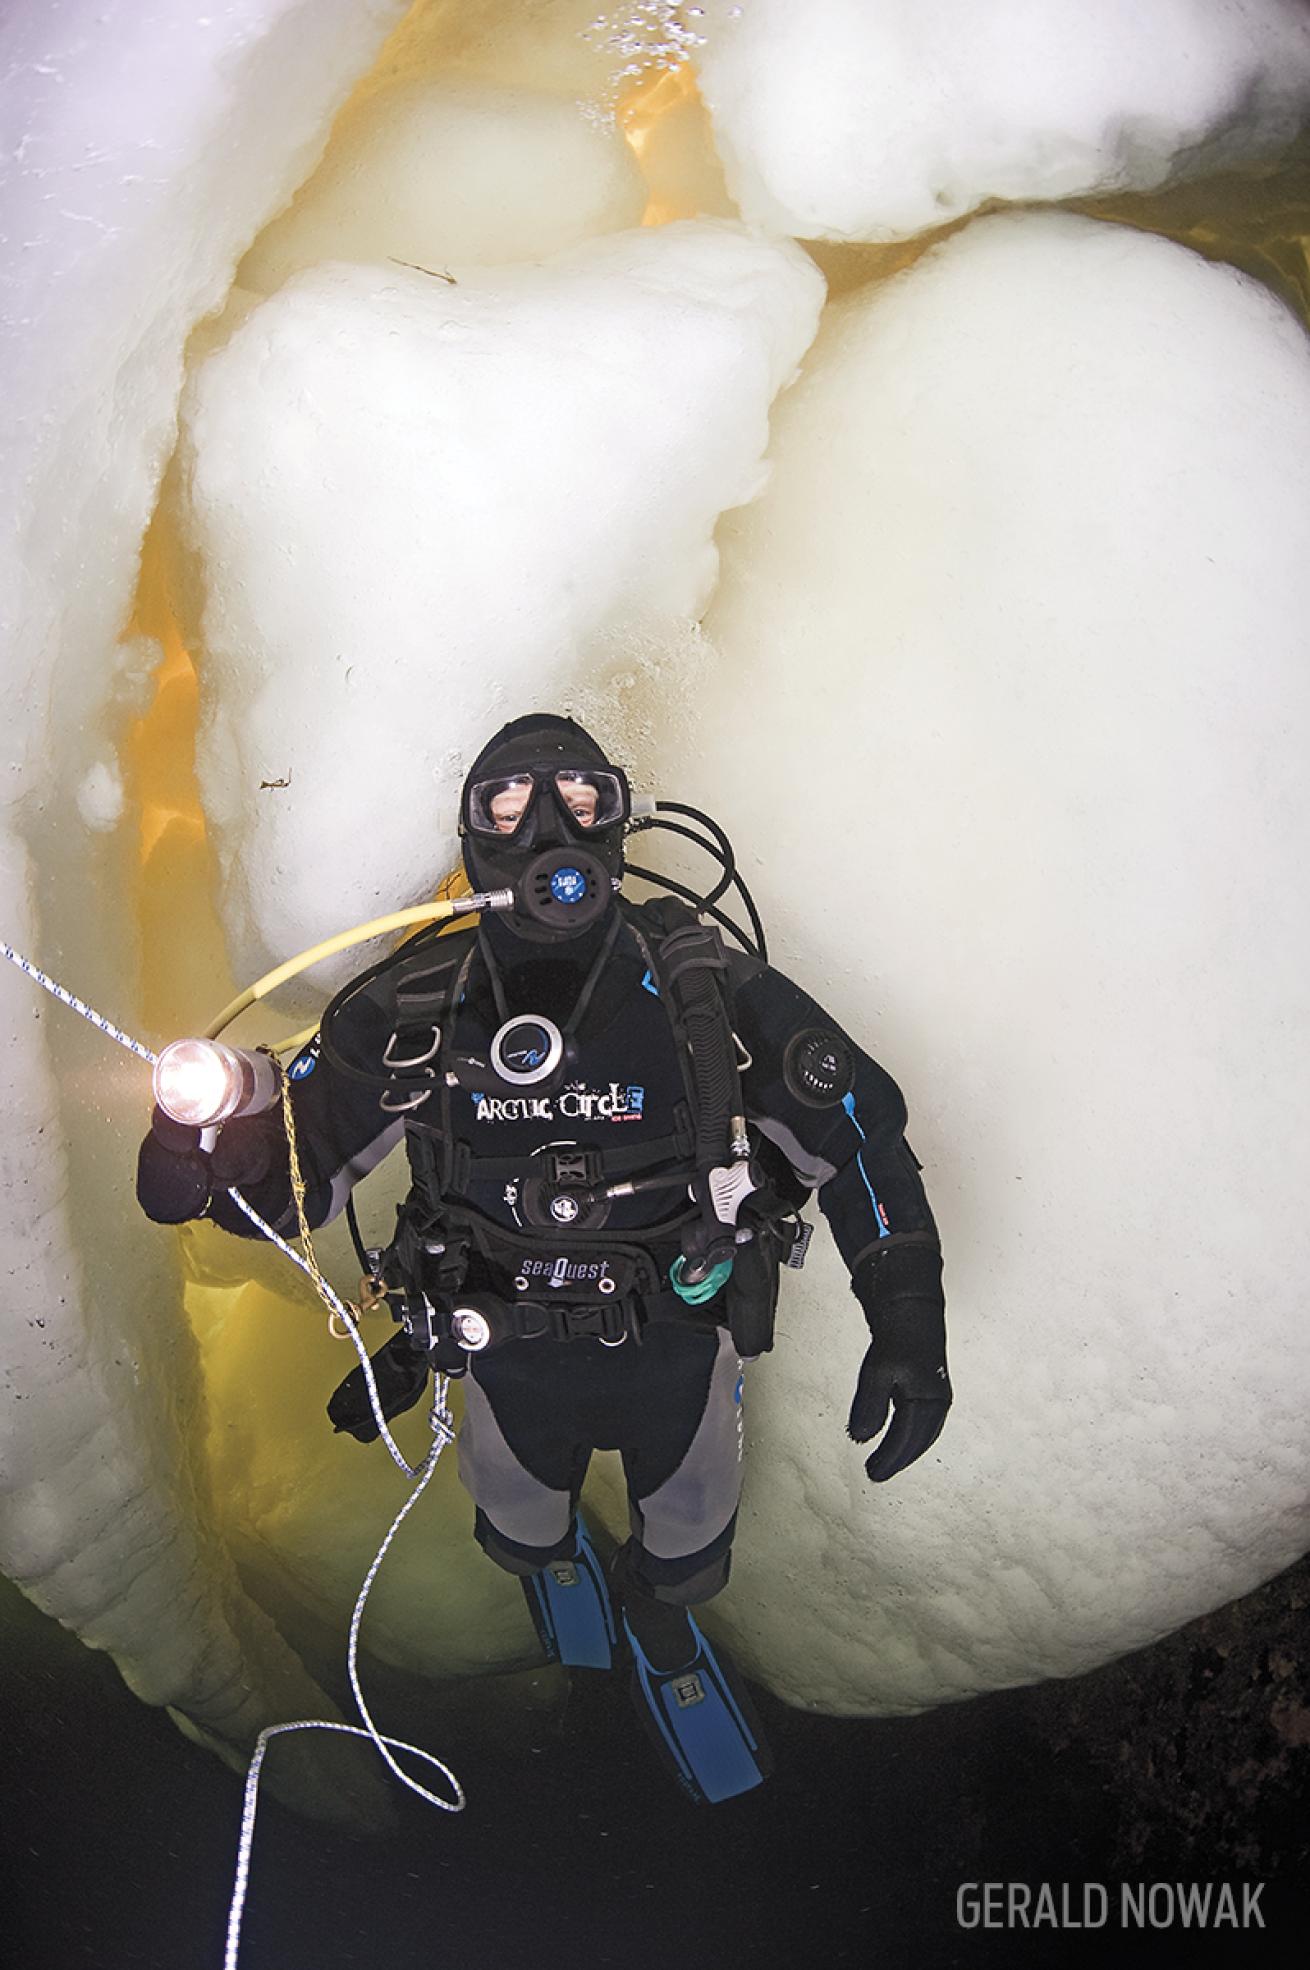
[208,903,942,1604]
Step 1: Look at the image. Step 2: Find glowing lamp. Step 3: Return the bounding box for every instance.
[152,1038,279,1129]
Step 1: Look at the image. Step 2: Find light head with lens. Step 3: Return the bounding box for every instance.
[152,1037,280,1130]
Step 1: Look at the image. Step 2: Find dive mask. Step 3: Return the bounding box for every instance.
[464,766,629,842]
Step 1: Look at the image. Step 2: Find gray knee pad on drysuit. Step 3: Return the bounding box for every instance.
[473,1505,579,1577]
[612,1535,732,1610]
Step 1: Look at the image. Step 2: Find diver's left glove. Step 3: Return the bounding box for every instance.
[136,1108,213,1223]
[848,1238,952,1483]
[328,1330,433,1442]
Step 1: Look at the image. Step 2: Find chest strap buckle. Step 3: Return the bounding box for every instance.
[530,1299,630,1344]
[547,1148,602,1187]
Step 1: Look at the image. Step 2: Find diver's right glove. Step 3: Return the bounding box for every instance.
[136,1108,213,1223]
[848,1237,952,1483]
[136,1107,279,1224]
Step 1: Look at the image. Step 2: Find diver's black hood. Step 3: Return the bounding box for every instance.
[460,713,628,950]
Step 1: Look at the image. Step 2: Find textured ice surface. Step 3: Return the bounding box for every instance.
[693,0,1310,240]
[0,0,414,1815]
[176,221,823,979]
[652,210,1310,1708]
[3,0,1310,1769]
[238,77,646,295]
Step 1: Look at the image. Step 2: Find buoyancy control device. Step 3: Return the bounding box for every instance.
[319,800,811,1437]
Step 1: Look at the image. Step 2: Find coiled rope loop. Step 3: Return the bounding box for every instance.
[0,937,468,1970]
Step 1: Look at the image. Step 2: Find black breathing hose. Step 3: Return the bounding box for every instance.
[655,801,738,908]
[622,863,759,958]
[626,804,769,962]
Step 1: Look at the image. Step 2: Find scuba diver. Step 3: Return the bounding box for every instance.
[136,714,951,1805]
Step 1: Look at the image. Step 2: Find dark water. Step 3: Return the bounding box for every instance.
[4,1559,1307,1970]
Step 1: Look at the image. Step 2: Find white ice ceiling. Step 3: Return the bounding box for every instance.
[2,0,1309,1794]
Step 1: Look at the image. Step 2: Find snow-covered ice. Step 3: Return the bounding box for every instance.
[693,0,1310,240]
[178,221,823,980]
[666,209,1310,1705]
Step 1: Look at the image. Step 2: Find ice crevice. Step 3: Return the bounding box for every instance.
[1,0,1310,1803]
[0,0,421,1817]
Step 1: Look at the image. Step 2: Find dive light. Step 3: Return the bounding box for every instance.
[152,1037,280,1129]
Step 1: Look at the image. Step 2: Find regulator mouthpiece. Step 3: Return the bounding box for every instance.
[514,849,614,935]
[153,1038,279,1129]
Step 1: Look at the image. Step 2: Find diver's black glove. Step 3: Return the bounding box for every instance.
[328,1331,434,1442]
[209,1116,277,1191]
[136,1108,212,1223]
[848,1238,952,1483]
[137,1108,280,1225]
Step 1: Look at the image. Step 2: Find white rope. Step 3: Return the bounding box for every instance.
[0,939,159,1066]
[0,936,434,1482]
[221,1186,437,1480]
[205,1254,465,1970]
[0,937,469,1961]
[225,1719,463,1970]
[223,1382,464,1970]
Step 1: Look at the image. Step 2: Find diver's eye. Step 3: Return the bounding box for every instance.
[557,774,599,826]
[487,781,533,832]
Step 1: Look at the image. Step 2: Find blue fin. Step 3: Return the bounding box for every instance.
[625,1613,774,1804]
[523,1520,617,1670]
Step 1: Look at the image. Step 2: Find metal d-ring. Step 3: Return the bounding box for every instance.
[379,1075,434,1114]
[383,1026,441,1070]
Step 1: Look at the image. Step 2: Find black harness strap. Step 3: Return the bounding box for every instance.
[441,1130,691,1186]
[385,959,453,1070]
[626,904,744,1168]
[376,898,782,1348]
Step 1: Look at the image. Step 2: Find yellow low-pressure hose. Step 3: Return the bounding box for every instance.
[204,874,500,1041]
[267,1022,322,1058]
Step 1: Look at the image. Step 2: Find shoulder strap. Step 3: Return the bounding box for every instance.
[623,896,743,1171]
[318,927,470,1094]
[622,890,700,947]
[386,937,470,1067]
